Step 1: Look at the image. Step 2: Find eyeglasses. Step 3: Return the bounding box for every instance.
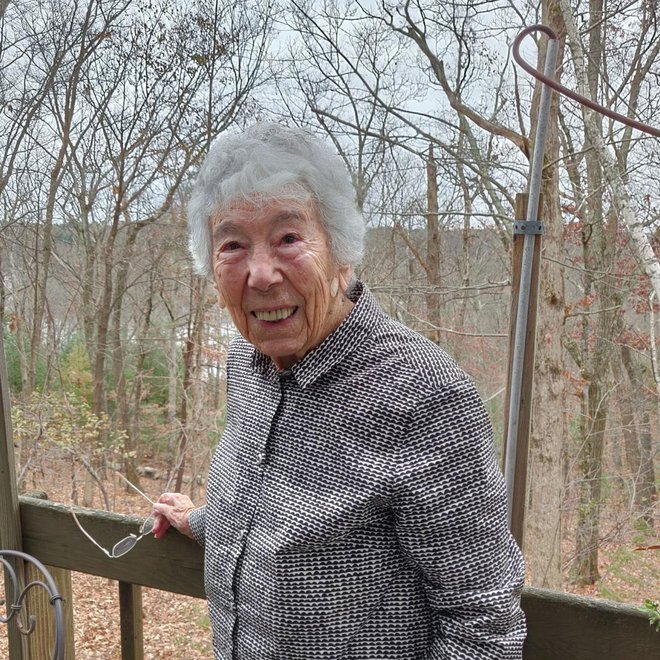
[70,473,156,559]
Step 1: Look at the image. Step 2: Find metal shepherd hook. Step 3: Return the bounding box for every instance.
[504,25,559,529]
[506,23,659,531]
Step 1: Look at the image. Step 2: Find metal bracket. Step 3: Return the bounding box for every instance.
[513,220,544,235]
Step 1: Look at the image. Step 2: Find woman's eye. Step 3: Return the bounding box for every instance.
[281,234,298,245]
[222,241,241,252]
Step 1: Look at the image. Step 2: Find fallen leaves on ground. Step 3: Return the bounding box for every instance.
[1,570,213,659]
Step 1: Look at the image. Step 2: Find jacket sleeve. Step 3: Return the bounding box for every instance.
[392,377,526,659]
[188,505,207,547]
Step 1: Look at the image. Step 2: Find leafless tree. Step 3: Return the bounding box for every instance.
[1,0,273,498]
[557,0,659,583]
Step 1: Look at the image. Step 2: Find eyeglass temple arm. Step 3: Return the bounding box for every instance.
[115,472,155,505]
[70,508,113,558]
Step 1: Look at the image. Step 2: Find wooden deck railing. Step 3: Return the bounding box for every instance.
[14,495,659,659]
[19,495,204,659]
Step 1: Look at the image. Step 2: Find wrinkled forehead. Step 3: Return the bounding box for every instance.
[225,197,312,220]
[215,180,313,215]
[208,190,322,233]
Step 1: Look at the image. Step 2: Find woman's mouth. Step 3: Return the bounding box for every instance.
[253,307,297,322]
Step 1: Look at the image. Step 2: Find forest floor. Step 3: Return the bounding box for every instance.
[1,457,657,658]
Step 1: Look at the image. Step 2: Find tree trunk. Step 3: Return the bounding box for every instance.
[129,269,156,475]
[621,344,657,529]
[425,144,442,346]
[454,119,474,360]
[92,195,122,424]
[174,275,208,492]
[110,224,141,486]
[523,0,567,589]
[573,377,608,585]
[80,204,99,373]
[611,349,640,494]
[86,191,123,505]
[27,173,56,394]
[167,324,179,461]
[569,0,619,586]
[25,0,97,393]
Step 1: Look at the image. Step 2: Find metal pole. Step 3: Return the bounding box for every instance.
[505,36,559,526]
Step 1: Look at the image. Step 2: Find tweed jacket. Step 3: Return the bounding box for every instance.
[188,281,526,659]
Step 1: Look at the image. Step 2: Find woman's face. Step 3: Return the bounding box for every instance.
[210,197,353,370]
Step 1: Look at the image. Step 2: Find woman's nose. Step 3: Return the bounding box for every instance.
[247,250,283,290]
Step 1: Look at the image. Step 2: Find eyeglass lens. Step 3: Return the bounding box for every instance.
[111,516,155,557]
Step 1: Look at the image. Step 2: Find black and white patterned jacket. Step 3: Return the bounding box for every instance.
[189,281,526,659]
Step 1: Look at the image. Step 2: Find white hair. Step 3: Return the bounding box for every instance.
[188,123,365,278]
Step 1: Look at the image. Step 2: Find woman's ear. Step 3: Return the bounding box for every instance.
[212,278,226,309]
[337,264,353,293]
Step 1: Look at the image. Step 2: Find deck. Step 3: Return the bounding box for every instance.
[3,495,656,659]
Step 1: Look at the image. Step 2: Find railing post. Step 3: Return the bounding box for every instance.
[23,494,75,659]
[119,582,144,660]
[0,332,26,659]
[25,563,74,659]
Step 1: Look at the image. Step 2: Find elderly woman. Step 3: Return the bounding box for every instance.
[153,123,526,659]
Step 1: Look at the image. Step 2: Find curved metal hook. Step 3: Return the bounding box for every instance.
[0,557,20,623]
[512,24,660,138]
[15,580,58,635]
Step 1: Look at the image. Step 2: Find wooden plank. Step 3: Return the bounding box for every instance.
[21,496,659,658]
[119,582,143,660]
[522,586,660,659]
[25,562,75,660]
[502,192,542,548]
[19,497,205,599]
[0,334,21,549]
[22,492,74,659]
[0,332,25,659]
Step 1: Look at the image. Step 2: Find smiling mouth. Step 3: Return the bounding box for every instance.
[253,307,297,322]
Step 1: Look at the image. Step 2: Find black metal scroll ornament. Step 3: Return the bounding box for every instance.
[0,549,65,660]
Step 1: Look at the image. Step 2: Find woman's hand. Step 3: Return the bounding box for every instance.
[152,493,196,540]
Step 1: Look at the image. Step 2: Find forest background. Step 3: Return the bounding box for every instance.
[0,0,658,628]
